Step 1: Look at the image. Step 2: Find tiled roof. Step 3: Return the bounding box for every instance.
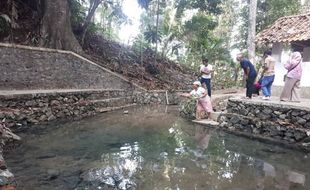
[256,13,310,43]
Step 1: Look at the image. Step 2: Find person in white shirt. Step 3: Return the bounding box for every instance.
[180,81,213,120]
[200,58,213,97]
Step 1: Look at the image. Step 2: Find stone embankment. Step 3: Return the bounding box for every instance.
[0,89,136,131]
[218,98,310,151]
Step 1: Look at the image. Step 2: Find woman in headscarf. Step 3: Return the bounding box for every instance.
[180,81,213,120]
[280,51,303,102]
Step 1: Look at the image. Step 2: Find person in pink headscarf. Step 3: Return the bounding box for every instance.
[280,51,303,102]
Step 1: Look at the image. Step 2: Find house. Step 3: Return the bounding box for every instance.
[256,13,310,98]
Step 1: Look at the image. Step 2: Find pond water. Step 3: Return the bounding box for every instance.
[6,106,310,190]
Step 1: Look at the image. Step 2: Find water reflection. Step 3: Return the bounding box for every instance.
[5,106,310,190]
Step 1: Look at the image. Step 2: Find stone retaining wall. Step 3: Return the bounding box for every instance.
[0,90,135,130]
[219,98,310,151]
[0,43,143,91]
[134,90,182,105]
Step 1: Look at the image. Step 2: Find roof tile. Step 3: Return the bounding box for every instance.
[256,13,310,43]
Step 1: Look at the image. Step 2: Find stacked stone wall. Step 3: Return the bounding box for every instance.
[219,98,310,151]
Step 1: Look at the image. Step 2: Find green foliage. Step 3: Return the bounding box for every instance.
[175,0,223,19]
[143,25,162,44]
[69,0,86,29]
[137,0,153,10]
[180,99,197,120]
[256,0,301,33]
[0,14,10,36]
[236,0,302,50]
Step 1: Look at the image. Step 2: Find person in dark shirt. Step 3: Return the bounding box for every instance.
[237,53,257,99]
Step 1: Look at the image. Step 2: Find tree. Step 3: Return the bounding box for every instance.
[247,0,257,63]
[236,0,301,54]
[80,0,103,45]
[40,0,82,53]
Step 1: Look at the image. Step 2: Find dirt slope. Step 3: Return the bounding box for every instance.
[83,34,195,90]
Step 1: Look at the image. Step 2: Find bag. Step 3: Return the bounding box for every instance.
[283,74,287,82]
[284,61,300,82]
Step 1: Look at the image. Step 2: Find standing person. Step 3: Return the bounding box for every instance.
[236,53,257,99]
[180,81,213,120]
[200,58,213,97]
[280,51,303,102]
[261,50,276,100]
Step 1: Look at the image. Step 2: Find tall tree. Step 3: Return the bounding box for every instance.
[80,0,103,45]
[247,0,257,64]
[40,0,82,53]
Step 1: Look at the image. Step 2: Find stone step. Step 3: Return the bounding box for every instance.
[192,119,219,128]
[209,112,222,122]
[95,103,137,113]
[90,96,134,108]
[85,90,133,101]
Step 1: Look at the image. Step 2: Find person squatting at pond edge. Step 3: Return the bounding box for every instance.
[280,51,303,102]
[237,53,257,99]
[261,50,276,100]
[200,57,213,97]
[180,81,213,120]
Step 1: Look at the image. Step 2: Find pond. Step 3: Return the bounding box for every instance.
[6,106,310,190]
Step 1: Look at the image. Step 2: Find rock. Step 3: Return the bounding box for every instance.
[239,108,249,116]
[297,118,307,125]
[73,110,79,116]
[25,100,36,106]
[302,137,310,143]
[291,111,300,116]
[279,114,286,120]
[47,115,56,121]
[262,108,273,115]
[241,119,249,125]
[117,179,136,190]
[39,115,47,122]
[294,131,307,141]
[303,114,310,121]
[50,100,61,106]
[46,169,60,180]
[230,116,240,124]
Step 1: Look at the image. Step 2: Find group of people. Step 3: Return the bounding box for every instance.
[181,50,303,120]
[237,50,303,102]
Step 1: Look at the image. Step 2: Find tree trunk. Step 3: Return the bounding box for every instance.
[247,0,257,64]
[81,0,102,46]
[40,0,82,53]
[154,0,160,63]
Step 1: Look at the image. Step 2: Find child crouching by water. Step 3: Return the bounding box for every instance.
[179,81,213,120]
